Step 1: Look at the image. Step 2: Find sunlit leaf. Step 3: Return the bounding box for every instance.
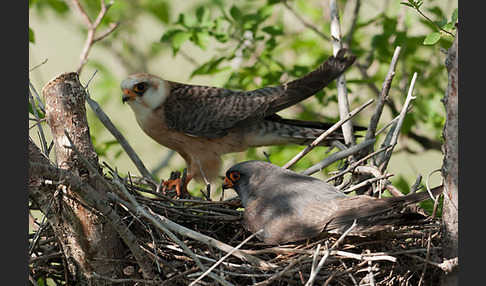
[423,32,441,45]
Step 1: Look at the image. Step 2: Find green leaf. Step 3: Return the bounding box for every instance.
[29,27,35,43]
[190,56,228,78]
[451,8,458,23]
[230,5,242,21]
[176,13,196,28]
[144,0,170,23]
[171,31,191,54]
[262,25,283,36]
[442,22,455,31]
[196,6,210,24]
[400,2,414,8]
[423,32,441,45]
[46,0,69,14]
[194,31,211,50]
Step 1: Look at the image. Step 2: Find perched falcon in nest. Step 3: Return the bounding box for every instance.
[121,49,356,196]
[222,160,442,244]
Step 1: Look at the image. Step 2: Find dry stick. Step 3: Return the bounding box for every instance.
[341,173,394,193]
[406,255,458,273]
[283,98,374,169]
[377,72,418,172]
[304,220,357,286]
[83,88,156,182]
[324,261,367,286]
[366,250,376,286]
[330,0,355,147]
[310,244,321,275]
[72,0,119,74]
[29,58,49,73]
[425,168,442,203]
[302,139,376,176]
[365,46,401,143]
[343,0,361,48]
[29,81,46,113]
[28,88,49,155]
[189,230,264,286]
[325,145,392,183]
[253,255,308,286]
[418,232,433,286]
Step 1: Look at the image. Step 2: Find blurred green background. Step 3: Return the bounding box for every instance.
[29,0,456,196]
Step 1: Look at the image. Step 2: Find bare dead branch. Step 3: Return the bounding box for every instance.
[376,72,418,172]
[330,0,355,147]
[302,139,376,176]
[72,0,118,74]
[283,98,374,169]
[365,46,401,143]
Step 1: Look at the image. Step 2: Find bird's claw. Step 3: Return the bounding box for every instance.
[161,170,192,198]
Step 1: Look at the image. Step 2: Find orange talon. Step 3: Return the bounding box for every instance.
[162,174,193,198]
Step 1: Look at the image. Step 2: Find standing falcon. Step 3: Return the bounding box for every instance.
[121,49,356,196]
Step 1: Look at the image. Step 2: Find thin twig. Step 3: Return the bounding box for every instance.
[29,58,49,72]
[325,145,392,183]
[283,98,374,169]
[413,6,455,37]
[29,81,46,113]
[425,168,442,202]
[72,0,118,74]
[28,88,48,155]
[365,46,401,142]
[330,0,355,147]
[282,1,330,41]
[189,230,263,286]
[343,0,361,48]
[418,232,433,286]
[302,139,376,176]
[305,220,357,286]
[377,72,418,171]
[82,80,156,182]
[341,173,394,193]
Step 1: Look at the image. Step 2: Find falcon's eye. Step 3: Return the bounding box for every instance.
[229,171,241,182]
[133,82,147,94]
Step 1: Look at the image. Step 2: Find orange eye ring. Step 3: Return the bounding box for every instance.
[229,171,240,182]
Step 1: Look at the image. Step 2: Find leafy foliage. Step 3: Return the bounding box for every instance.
[30,0,457,189]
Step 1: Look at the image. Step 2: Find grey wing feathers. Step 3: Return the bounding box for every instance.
[164,83,272,138]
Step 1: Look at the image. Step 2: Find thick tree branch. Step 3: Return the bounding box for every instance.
[37,71,127,284]
[440,31,458,285]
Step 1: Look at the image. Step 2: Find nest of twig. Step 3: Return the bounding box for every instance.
[30,165,445,286]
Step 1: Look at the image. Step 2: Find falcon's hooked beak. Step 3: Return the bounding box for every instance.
[122,88,137,103]
[222,176,234,190]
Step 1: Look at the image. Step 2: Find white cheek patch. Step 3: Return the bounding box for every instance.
[144,85,167,110]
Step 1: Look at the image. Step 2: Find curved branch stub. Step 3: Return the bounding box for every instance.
[42,72,100,176]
